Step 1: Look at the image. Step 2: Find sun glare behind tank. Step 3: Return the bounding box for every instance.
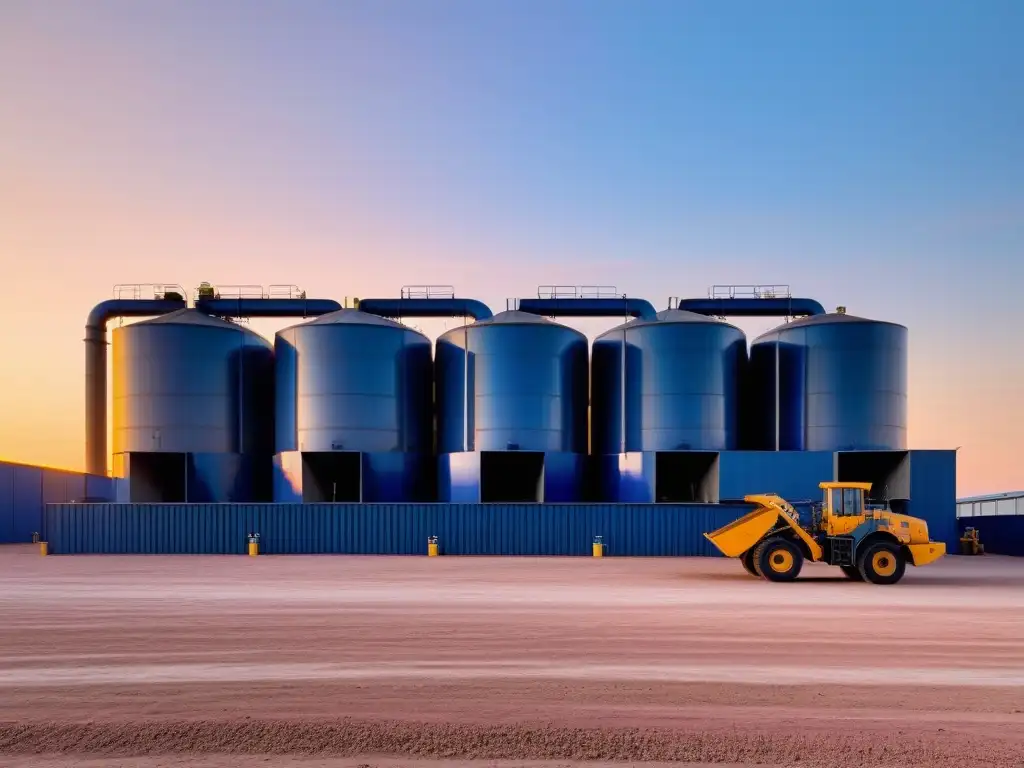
[591,309,747,453]
[112,309,274,456]
[434,310,589,454]
[273,308,434,502]
[749,310,908,451]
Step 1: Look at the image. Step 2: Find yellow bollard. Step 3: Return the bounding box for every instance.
[39,541,48,556]
[427,536,439,556]
[592,536,604,557]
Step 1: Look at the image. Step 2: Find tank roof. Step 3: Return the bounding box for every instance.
[477,309,567,326]
[438,309,585,340]
[596,308,743,337]
[276,309,428,337]
[755,311,906,342]
[133,308,256,331]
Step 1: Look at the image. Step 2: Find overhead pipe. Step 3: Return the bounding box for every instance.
[356,297,493,322]
[676,297,826,317]
[85,298,187,476]
[516,297,658,322]
[194,297,342,317]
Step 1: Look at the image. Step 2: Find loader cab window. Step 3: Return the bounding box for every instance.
[830,488,863,516]
[844,488,862,516]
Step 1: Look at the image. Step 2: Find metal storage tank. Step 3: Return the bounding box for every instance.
[111,309,274,502]
[275,309,432,453]
[435,310,588,453]
[749,311,908,451]
[435,310,588,503]
[591,309,747,454]
[112,309,274,455]
[273,309,434,502]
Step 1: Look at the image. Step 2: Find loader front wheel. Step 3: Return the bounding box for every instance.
[754,537,803,582]
[741,549,759,577]
[857,541,905,585]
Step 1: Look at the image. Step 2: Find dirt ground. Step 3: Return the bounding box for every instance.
[1,546,1023,767]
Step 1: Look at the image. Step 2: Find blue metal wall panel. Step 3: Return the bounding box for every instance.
[13,464,43,542]
[44,502,752,556]
[542,452,586,502]
[0,461,117,543]
[273,451,303,502]
[361,452,435,502]
[438,452,482,502]
[908,449,958,549]
[597,452,656,502]
[718,451,835,502]
[188,453,272,502]
[959,517,1024,557]
[0,464,14,543]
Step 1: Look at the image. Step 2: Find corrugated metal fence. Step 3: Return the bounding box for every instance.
[43,503,751,556]
[0,461,114,544]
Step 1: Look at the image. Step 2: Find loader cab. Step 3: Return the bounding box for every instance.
[820,482,872,536]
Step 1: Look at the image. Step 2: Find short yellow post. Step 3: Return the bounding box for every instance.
[592,535,604,558]
[427,536,439,557]
[39,541,48,556]
[247,532,260,557]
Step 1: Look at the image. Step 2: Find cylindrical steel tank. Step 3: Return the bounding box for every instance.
[111,309,274,455]
[435,310,589,453]
[749,312,908,451]
[274,309,433,453]
[591,309,747,453]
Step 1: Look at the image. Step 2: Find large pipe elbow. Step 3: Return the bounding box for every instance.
[84,298,186,476]
[516,297,658,322]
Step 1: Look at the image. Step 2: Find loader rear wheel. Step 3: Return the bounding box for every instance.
[840,565,864,581]
[741,549,759,577]
[857,541,905,585]
[754,537,803,582]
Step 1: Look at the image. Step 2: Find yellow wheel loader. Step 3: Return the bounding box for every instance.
[704,482,946,585]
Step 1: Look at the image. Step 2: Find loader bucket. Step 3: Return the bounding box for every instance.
[704,506,781,558]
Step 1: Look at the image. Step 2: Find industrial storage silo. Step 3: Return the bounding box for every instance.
[274,309,434,502]
[749,310,908,452]
[590,309,747,502]
[435,310,589,502]
[111,309,274,502]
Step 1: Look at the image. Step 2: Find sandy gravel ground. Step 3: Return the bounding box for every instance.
[1,545,1023,767]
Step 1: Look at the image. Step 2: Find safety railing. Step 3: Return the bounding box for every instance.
[708,284,793,299]
[401,285,456,299]
[113,284,187,301]
[537,285,621,299]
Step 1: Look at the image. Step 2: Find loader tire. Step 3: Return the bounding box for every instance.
[840,564,864,581]
[857,541,905,585]
[754,537,803,582]
[741,549,759,577]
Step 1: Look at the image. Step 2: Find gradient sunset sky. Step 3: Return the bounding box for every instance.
[1,0,1020,496]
